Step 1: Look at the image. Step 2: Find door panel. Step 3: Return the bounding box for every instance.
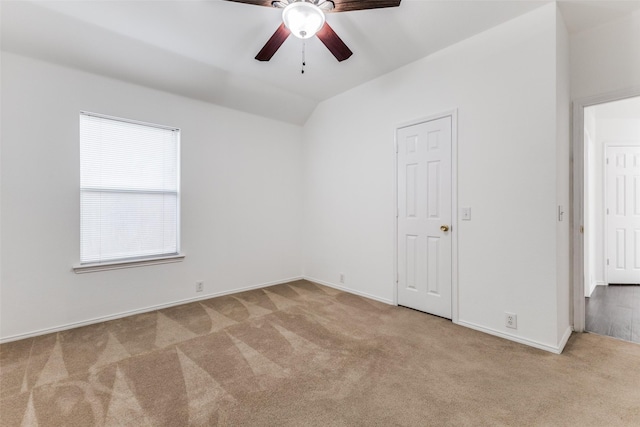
[606,145,640,284]
[397,117,452,318]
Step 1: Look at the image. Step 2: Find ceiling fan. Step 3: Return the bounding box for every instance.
[224,0,402,62]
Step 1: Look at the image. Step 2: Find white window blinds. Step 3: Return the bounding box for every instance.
[80,112,180,264]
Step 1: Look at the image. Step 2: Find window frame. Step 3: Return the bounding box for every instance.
[73,111,184,273]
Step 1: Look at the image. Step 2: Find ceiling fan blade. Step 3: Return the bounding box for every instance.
[223,0,274,8]
[316,22,353,62]
[256,23,291,61]
[332,0,401,13]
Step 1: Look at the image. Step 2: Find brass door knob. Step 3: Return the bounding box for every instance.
[440,225,450,232]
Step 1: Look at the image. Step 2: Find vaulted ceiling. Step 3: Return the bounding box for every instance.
[2,0,639,125]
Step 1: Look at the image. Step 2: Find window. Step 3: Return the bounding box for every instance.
[79,112,180,267]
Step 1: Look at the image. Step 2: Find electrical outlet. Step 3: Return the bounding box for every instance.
[195,281,204,293]
[505,312,517,329]
[339,273,345,284]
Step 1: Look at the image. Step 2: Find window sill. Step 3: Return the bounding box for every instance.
[73,254,185,274]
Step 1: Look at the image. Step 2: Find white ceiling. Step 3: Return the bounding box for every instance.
[2,0,640,125]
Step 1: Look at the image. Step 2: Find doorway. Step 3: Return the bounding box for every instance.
[395,112,457,319]
[579,95,640,343]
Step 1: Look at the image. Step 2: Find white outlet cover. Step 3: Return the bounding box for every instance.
[505,312,517,329]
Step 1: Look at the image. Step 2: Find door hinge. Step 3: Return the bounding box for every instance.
[607,259,610,265]
[580,225,584,234]
[607,208,609,215]
[396,208,399,218]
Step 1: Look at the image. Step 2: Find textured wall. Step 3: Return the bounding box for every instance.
[303,5,567,351]
[1,53,304,340]
[570,10,640,100]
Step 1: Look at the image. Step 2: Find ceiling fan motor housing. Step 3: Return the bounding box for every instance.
[273,1,335,11]
[282,1,326,39]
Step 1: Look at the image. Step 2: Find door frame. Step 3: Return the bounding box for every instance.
[572,88,640,332]
[393,109,459,324]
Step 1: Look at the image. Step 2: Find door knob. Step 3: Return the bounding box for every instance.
[440,225,449,232]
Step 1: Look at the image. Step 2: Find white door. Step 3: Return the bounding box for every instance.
[397,116,452,318]
[606,145,640,284]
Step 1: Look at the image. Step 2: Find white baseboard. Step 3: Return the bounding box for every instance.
[586,281,607,297]
[305,277,574,354]
[0,276,303,344]
[586,281,596,297]
[3,276,574,356]
[557,326,573,353]
[303,276,394,305]
[456,320,571,354]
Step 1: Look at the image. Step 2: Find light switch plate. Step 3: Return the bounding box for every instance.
[462,207,471,221]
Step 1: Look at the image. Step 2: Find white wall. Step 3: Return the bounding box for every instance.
[585,98,640,291]
[1,5,577,353]
[0,53,303,341]
[303,4,569,351]
[571,10,640,100]
[571,9,640,323]
[555,9,571,343]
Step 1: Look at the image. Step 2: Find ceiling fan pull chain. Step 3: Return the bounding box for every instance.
[301,41,306,74]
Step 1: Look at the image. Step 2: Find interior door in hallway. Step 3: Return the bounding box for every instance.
[606,145,640,284]
[397,116,452,318]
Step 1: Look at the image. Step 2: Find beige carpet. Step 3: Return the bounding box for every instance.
[1,279,639,426]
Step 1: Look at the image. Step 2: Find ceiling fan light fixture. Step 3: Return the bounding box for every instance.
[282,1,325,39]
